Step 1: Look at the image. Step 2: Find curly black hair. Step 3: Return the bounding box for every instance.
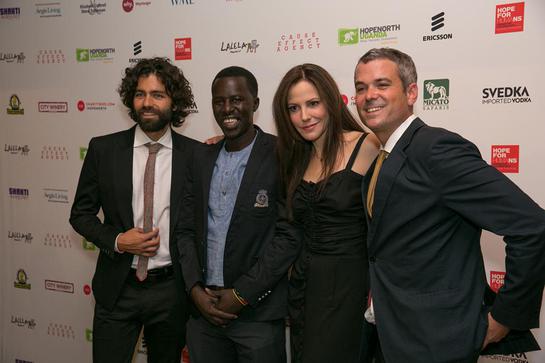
[118,57,194,127]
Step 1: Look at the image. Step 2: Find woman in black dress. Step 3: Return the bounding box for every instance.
[272,64,380,362]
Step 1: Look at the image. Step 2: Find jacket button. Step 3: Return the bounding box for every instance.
[369,256,376,263]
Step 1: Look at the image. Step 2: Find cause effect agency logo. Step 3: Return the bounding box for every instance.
[423,12,453,41]
[47,323,75,339]
[276,32,320,53]
[422,79,449,110]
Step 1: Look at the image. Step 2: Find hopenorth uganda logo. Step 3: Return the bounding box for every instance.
[76,48,115,63]
[482,86,530,104]
[423,12,453,41]
[338,24,400,46]
[495,2,524,34]
[423,79,449,110]
[14,269,31,289]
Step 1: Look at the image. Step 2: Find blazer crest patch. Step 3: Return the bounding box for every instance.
[254,189,269,208]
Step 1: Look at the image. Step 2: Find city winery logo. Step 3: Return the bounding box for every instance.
[482,86,531,104]
[174,37,192,60]
[129,41,144,64]
[11,315,36,329]
[123,0,152,12]
[43,188,69,204]
[338,24,400,46]
[41,145,69,160]
[0,52,25,63]
[35,2,62,18]
[423,12,453,42]
[80,147,88,160]
[44,233,72,248]
[77,99,115,111]
[495,2,524,34]
[8,231,34,243]
[14,269,31,290]
[45,279,75,294]
[47,323,75,339]
[171,0,194,5]
[7,94,24,115]
[491,145,519,173]
[0,7,21,19]
[490,270,505,292]
[220,40,259,54]
[76,47,115,63]
[5,144,30,156]
[80,0,106,15]
[37,49,65,64]
[9,187,29,200]
[423,79,449,110]
[276,32,320,53]
[38,101,68,112]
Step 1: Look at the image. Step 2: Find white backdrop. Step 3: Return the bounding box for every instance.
[1,0,544,362]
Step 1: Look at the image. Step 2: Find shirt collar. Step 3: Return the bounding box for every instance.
[382,114,417,153]
[133,125,173,149]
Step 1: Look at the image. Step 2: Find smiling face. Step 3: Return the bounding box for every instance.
[354,58,417,145]
[132,74,173,140]
[212,76,259,151]
[287,80,329,145]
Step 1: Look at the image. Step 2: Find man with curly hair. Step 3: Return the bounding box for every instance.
[70,57,198,363]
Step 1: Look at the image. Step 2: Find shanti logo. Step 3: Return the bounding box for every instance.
[38,101,68,112]
[338,24,401,46]
[35,2,62,18]
[11,316,36,329]
[37,49,65,64]
[7,94,24,115]
[491,145,519,173]
[80,0,106,15]
[8,231,33,243]
[0,7,21,19]
[174,38,192,60]
[86,328,93,342]
[423,12,453,41]
[9,187,29,199]
[80,147,88,160]
[5,144,30,156]
[14,269,31,290]
[490,270,505,292]
[48,323,75,339]
[45,280,75,294]
[482,86,531,104]
[0,52,25,63]
[495,2,524,34]
[423,79,449,110]
[44,233,72,248]
[277,32,320,53]
[220,40,259,54]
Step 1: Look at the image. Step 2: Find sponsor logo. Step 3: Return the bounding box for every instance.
[85,328,93,342]
[83,238,96,250]
[123,0,151,12]
[7,94,24,115]
[220,40,259,54]
[8,231,33,243]
[9,187,29,200]
[341,93,356,106]
[43,188,69,204]
[35,2,62,18]
[0,52,25,63]
[80,0,106,15]
[174,38,192,60]
[490,270,505,292]
[423,79,449,110]
[277,32,320,53]
[129,41,144,64]
[423,12,453,41]
[16,359,34,363]
[76,47,115,63]
[4,144,30,156]
[77,100,115,111]
[0,7,21,19]
[338,24,401,46]
[45,280,74,293]
[41,145,69,160]
[38,101,68,112]
[47,323,75,339]
[491,145,519,173]
[486,353,528,363]
[14,269,31,290]
[83,284,92,295]
[37,49,65,64]
[80,147,88,160]
[11,315,36,329]
[482,86,531,104]
[495,2,524,34]
[44,233,72,248]
[185,100,198,114]
[171,0,194,4]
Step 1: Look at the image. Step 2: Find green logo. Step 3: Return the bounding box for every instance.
[76,48,89,62]
[82,238,96,251]
[85,328,93,342]
[14,269,31,289]
[79,147,88,160]
[423,78,449,110]
[338,28,359,45]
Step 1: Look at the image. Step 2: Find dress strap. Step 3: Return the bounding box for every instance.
[345,133,368,171]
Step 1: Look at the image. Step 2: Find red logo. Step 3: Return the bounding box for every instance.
[491,145,519,173]
[122,0,134,12]
[77,100,85,112]
[174,38,192,60]
[341,94,348,105]
[495,2,524,34]
[490,271,505,292]
[83,284,91,295]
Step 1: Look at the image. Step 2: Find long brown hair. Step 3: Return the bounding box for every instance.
[273,63,364,215]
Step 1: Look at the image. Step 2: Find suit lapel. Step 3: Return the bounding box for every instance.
[170,130,184,235]
[113,127,136,230]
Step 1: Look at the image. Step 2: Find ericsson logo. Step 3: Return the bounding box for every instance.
[423,12,453,42]
[134,41,142,55]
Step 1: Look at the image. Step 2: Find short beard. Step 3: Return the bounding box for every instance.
[135,108,172,132]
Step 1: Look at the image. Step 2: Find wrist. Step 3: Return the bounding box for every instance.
[232,288,248,306]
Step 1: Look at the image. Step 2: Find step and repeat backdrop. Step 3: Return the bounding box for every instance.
[1,0,544,362]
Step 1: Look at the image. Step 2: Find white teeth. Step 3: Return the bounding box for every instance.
[223,118,238,127]
[366,107,383,112]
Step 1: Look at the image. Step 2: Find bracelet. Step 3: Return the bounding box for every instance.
[232,288,248,306]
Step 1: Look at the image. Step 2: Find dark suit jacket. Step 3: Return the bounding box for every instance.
[363,118,545,362]
[176,127,287,322]
[70,126,197,311]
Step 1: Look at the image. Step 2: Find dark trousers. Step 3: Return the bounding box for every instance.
[187,315,286,363]
[93,274,186,363]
